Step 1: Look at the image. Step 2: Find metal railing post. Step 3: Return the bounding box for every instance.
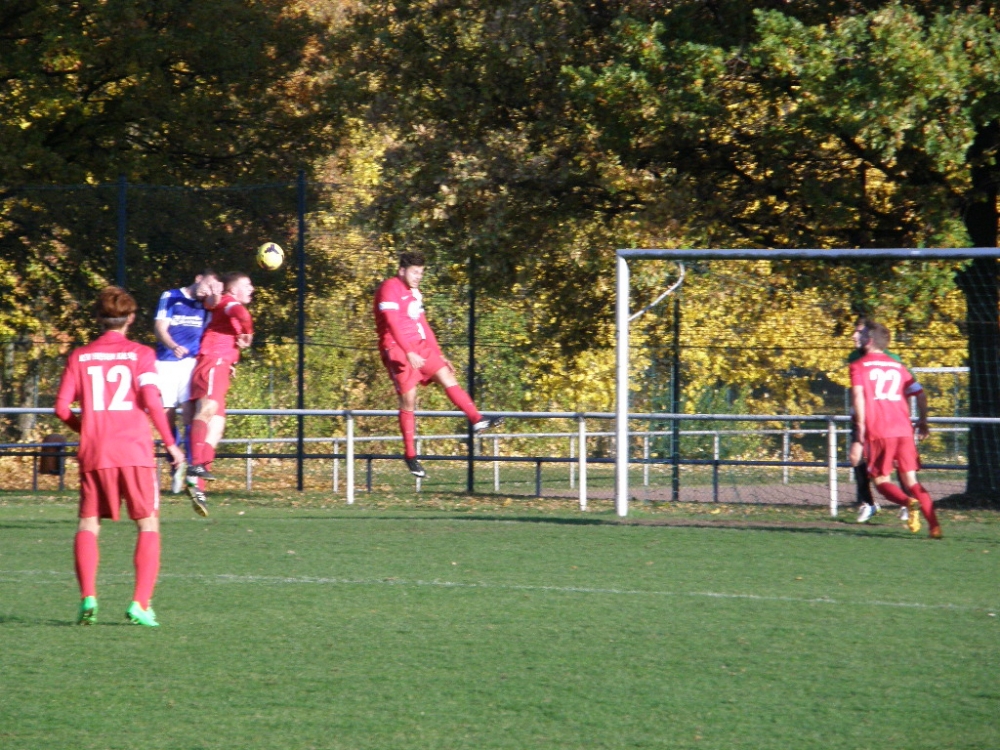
[782,430,790,485]
[828,417,838,517]
[578,416,587,511]
[346,412,355,505]
[493,436,499,492]
[246,441,253,491]
[332,438,339,492]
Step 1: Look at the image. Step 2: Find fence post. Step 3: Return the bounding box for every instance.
[246,441,253,491]
[827,417,838,518]
[782,430,790,485]
[346,412,355,505]
[643,433,650,487]
[578,416,587,511]
[569,435,575,490]
[493,436,499,492]
[416,437,423,492]
[332,438,339,492]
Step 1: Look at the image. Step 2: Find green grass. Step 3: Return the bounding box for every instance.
[1,492,998,749]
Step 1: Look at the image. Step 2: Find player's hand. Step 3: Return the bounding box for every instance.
[916,420,930,439]
[443,358,455,373]
[849,441,864,467]
[407,351,426,370]
[236,333,252,349]
[230,364,237,379]
[172,344,189,358]
[166,444,185,469]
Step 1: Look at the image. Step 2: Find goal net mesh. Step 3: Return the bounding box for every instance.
[623,254,995,510]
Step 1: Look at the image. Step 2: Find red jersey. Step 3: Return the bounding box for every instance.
[199,294,254,363]
[373,276,440,354]
[849,350,922,440]
[54,331,174,471]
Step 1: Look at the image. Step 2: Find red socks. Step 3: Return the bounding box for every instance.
[190,418,209,466]
[444,385,482,423]
[399,410,417,458]
[908,483,939,528]
[74,530,99,599]
[132,531,161,609]
[874,481,911,506]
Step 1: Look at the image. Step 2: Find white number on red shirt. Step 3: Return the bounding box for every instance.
[86,365,134,411]
[869,368,902,401]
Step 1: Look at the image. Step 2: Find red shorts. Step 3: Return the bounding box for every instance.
[380,339,447,395]
[79,466,160,521]
[866,436,921,479]
[189,355,234,415]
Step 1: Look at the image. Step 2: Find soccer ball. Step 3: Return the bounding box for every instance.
[256,242,284,271]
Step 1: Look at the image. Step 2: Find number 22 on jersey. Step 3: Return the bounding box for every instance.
[868,367,902,401]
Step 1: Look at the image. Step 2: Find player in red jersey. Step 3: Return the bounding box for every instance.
[185,271,255,516]
[374,252,502,477]
[54,287,185,627]
[849,320,941,538]
[848,316,925,523]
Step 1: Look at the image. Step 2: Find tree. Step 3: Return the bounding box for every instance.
[0,0,341,438]
[336,1,1000,500]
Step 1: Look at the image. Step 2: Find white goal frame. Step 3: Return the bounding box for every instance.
[615,247,1000,517]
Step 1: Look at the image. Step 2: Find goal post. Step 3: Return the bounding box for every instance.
[615,247,1000,518]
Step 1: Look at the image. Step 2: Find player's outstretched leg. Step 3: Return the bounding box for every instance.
[187,484,209,517]
[908,483,942,539]
[405,457,426,478]
[473,415,504,433]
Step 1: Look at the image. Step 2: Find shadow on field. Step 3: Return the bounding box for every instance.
[297,511,923,538]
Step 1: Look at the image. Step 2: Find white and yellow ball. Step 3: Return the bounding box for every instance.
[256,242,285,271]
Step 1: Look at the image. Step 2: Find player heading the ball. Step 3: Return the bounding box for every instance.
[185,272,255,516]
[373,252,503,478]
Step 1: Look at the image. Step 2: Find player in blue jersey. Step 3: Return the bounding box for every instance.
[154,271,221,493]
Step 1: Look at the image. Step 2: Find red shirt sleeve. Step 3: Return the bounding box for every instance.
[227,303,254,336]
[54,362,82,433]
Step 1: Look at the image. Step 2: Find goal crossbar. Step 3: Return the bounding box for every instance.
[614,247,1000,517]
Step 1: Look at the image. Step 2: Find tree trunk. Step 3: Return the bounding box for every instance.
[956,120,1000,503]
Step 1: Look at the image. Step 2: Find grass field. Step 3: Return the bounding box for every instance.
[1,490,998,749]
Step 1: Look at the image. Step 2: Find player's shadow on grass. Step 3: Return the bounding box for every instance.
[0,614,81,627]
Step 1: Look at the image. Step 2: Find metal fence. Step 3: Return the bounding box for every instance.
[2,407,980,516]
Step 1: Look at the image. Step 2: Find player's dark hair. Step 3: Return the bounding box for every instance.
[399,252,426,269]
[221,271,249,291]
[95,286,137,329]
[866,321,891,350]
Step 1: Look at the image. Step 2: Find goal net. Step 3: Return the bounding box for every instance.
[614,248,1000,517]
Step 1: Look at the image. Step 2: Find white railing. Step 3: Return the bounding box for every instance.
[1,407,977,516]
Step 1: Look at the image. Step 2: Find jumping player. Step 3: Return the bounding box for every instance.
[54,286,185,627]
[849,320,941,538]
[847,316,924,523]
[153,271,221,493]
[374,252,502,478]
[185,272,254,516]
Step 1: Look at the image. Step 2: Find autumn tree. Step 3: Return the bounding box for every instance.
[0,0,341,437]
